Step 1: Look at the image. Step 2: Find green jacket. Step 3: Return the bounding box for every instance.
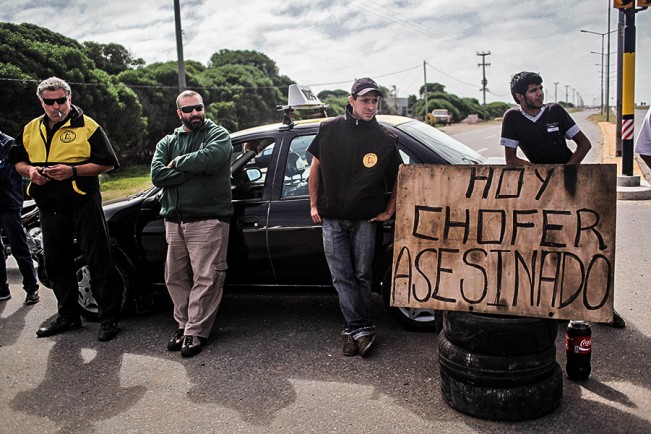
[151,119,233,223]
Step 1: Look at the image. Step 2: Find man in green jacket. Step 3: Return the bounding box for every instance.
[151,90,233,357]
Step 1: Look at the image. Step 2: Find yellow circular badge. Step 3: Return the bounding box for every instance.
[363,153,378,168]
[60,130,77,143]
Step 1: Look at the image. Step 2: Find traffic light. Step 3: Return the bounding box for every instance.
[638,0,651,7]
[613,0,633,8]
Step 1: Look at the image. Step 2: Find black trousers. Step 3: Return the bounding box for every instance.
[40,193,119,322]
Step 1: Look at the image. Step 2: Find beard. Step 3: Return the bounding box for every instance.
[182,114,205,131]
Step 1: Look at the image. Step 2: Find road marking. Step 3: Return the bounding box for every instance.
[476,147,488,153]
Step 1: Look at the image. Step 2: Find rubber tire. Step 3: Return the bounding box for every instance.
[440,363,563,421]
[75,254,135,321]
[443,311,558,356]
[438,334,557,387]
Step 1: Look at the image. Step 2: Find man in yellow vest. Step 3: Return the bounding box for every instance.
[11,77,121,341]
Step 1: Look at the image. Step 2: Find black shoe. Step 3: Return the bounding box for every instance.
[180,335,204,358]
[343,335,358,356]
[356,335,376,357]
[24,290,40,305]
[0,286,11,301]
[98,321,119,342]
[610,310,626,329]
[36,316,82,337]
[167,328,185,351]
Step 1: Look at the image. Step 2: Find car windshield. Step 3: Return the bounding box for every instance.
[396,120,486,165]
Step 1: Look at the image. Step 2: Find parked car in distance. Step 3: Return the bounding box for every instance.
[430,109,453,126]
[42,98,485,331]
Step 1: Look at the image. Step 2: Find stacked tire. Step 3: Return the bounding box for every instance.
[439,311,562,421]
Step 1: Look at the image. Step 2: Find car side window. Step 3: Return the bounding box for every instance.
[231,137,276,200]
[282,135,315,198]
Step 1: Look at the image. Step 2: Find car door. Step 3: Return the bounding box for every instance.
[266,131,332,286]
[227,135,279,285]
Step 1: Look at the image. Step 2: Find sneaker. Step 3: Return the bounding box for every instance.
[98,321,119,342]
[0,286,11,301]
[181,335,204,358]
[356,335,376,357]
[167,328,184,351]
[610,310,626,329]
[36,316,82,337]
[24,290,40,305]
[343,335,358,357]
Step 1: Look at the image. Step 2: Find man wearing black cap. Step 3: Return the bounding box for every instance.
[308,77,403,357]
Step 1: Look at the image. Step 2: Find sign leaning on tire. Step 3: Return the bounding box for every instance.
[391,164,617,323]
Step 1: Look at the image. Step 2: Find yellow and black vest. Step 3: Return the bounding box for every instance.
[21,112,103,210]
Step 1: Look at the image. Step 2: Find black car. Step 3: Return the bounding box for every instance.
[70,113,484,331]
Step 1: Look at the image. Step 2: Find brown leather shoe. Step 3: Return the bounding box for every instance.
[343,335,358,356]
[356,335,376,357]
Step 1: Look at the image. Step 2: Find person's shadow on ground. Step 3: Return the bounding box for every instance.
[10,337,146,432]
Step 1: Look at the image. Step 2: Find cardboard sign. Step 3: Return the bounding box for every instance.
[391,164,617,322]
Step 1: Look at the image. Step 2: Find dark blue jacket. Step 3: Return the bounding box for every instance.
[0,131,23,212]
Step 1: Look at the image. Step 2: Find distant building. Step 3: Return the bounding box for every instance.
[383,96,409,117]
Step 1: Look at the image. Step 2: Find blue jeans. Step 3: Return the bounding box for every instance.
[0,209,38,293]
[322,219,377,339]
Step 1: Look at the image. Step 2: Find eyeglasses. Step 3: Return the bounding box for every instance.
[179,104,204,114]
[42,97,68,106]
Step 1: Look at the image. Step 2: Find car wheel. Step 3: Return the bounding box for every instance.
[380,273,442,332]
[382,290,443,333]
[75,254,136,321]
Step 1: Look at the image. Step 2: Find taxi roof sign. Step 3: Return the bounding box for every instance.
[287,84,324,108]
[277,84,328,126]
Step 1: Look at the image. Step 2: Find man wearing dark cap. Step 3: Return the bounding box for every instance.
[308,77,403,357]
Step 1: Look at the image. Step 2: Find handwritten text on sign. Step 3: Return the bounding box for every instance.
[391,164,617,322]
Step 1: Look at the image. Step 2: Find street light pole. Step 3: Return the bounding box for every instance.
[581,28,616,116]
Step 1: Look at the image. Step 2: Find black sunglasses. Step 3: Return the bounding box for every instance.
[42,97,68,106]
[179,104,204,114]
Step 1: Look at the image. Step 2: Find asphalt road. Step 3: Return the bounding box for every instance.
[1,117,650,433]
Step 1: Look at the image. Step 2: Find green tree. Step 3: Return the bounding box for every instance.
[197,63,284,132]
[419,82,446,97]
[0,23,146,163]
[317,90,348,116]
[83,42,145,75]
[485,101,513,119]
[209,49,293,92]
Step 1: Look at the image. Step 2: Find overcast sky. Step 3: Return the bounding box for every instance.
[3,0,650,107]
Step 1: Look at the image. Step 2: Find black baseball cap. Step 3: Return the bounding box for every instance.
[351,77,383,97]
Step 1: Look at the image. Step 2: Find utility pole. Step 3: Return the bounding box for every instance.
[477,51,491,105]
[565,85,569,104]
[174,0,186,92]
[553,81,559,102]
[621,6,636,176]
[423,60,428,119]
[606,2,612,121]
[613,0,649,175]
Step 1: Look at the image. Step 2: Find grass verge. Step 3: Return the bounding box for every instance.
[100,165,153,201]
